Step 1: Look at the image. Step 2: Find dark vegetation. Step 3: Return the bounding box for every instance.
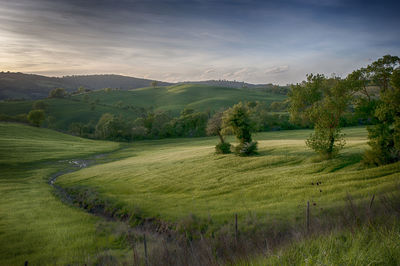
[289,55,400,163]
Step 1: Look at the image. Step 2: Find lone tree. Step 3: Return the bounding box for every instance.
[360,55,400,165]
[206,111,231,154]
[289,74,352,159]
[28,109,45,127]
[48,87,66,98]
[222,102,257,156]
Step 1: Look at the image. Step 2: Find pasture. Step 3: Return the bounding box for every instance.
[57,127,400,224]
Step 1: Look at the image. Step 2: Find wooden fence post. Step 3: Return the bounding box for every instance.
[369,194,375,210]
[235,213,238,242]
[306,201,310,233]
[143,233,148,266]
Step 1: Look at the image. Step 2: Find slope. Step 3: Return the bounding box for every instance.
[0,122,124,265]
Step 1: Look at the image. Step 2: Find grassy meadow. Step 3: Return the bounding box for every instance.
[74,84,285,115]
[0,84,285,130]
[57,126,400,225]
[2,121,400,265]
[0,123,127,265]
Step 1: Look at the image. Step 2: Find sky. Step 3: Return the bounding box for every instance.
[0,0,399,85]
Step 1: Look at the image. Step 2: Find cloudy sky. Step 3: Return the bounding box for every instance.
[0,0,399,84]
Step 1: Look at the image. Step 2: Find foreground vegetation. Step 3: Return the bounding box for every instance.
[0,123,127,265]
[250,221,400,265]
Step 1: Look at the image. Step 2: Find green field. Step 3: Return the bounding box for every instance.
[0,84,285,130]
[0,98,138,130]
[0,123,126,265]
[2,122,400,264]
[74,84,285,115]
[56,127,400,224]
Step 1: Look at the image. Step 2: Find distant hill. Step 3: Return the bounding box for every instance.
[0,84,287,130]
[0,72,290,100]
[0,72,172,100]
[181,79,273,89]
[180,80,290,95]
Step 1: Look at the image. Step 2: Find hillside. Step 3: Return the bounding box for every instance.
[75,84,286,115]
[0,123,122,265]
[0,72,172,100]
[0,84,287,130]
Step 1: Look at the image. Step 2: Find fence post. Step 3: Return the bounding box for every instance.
[306,201,310,233]
[369,194,375,210]
[143,233,148,266]
[235,213,238,242]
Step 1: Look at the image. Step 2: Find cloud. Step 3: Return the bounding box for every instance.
[265,65,289,75]
[0,0,399,85]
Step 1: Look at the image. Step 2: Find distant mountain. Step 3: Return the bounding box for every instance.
[0,72,172,100]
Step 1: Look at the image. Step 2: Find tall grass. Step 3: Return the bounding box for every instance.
[0,122,127,265]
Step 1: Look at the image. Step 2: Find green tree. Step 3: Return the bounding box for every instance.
[95,113,114,139]
[48,88,66,98]
[289,74,351,158]
[222,102,257,155]
[32,100,48,111]
[77,86,86,94]
[28,109,45,127]
[207,111,231,154]
[364,66,400,165]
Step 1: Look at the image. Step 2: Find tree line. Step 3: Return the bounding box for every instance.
[288,55,400,165]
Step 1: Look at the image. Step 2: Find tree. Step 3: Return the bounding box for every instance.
[151,81,158,88]
[48,88,66,98]
[95,113,114,139]
[95,113,132,141]
[363,57,400,165]
[207,111,231,154]
[28,109,45,127]
[289,74,351,158]
[348,56,400,125]
[77,86,86,94]
[151,111,172,137]
[32,100,48,111]
[222,102,257,156]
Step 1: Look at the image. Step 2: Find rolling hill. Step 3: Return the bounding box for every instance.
[74,84,286,114]
[0,84,287,130]
[0,72,172,100]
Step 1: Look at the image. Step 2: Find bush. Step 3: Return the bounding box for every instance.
[48,87,66,98]
[215,142,231,154]
[27,109,45,127]
[234,141,258,156]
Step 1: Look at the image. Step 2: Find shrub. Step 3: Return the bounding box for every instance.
[48,87,66,98]
[27,109,45,127]
[215,142,231,154]
[234,141,258,156]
